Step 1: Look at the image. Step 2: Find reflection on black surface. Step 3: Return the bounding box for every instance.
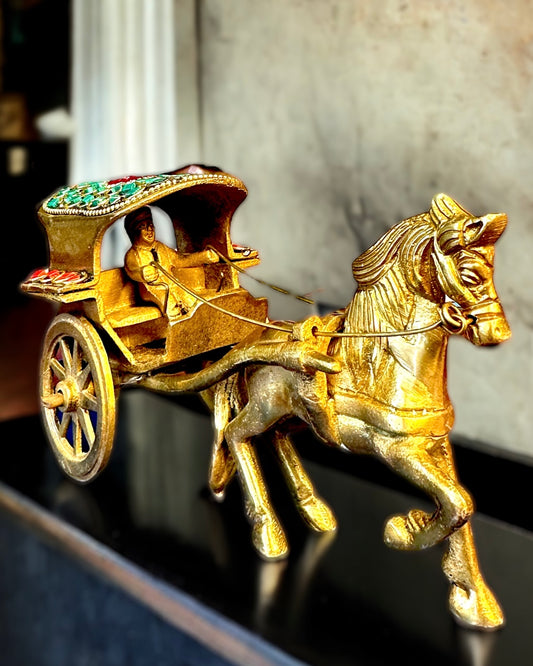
[1,391,532,666]
[456,628,497,666]
[254,560,287,631]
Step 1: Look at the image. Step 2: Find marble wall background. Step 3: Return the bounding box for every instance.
[197,0,532,459]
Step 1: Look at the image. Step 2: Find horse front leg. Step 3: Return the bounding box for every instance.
[443,523,504,630]
[271,431,337,533]
[224,402,289,560]
[432,437,504,630]
[376,434,474,551]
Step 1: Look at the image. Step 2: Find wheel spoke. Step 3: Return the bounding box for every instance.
[77,409,95,448]
[72,413,82,457]
[72,339,80,375]
[77,364,92,390]
[80,389,98,412]
[50,358,66,381]
[58,412,71,438]
[60,339,73,373]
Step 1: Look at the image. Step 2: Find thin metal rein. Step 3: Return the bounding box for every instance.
[151,262,292,333]
[206,246,315,305]
[150,260,443,339]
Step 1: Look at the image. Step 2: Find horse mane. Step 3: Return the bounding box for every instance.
[346,213,437,333]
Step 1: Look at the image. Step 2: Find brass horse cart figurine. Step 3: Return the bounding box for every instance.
[23,165,510,631]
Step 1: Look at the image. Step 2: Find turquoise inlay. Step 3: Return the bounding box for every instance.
[41,172,212,215]
[120,181,141,197]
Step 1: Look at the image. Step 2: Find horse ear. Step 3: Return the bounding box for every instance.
[431,194,469,254]
[463,213,507,247]
[429,194,469,227]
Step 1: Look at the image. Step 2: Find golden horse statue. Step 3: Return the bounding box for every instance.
[139,193,510,630]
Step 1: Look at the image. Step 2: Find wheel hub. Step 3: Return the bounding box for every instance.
[55,378,80,412]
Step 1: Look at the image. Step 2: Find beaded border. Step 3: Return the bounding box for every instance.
[42,173,245,217]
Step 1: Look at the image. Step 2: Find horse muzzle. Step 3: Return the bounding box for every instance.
[462,300,511,346]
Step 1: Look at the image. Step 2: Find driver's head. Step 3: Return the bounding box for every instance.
[125,206,154,243]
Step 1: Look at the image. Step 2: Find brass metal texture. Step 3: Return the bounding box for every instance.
[40,313,116,482]
[139,193,510,631]
[22,165,269,482]
[22,165,510,632]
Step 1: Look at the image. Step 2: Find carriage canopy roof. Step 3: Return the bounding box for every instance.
[38,166,248,276]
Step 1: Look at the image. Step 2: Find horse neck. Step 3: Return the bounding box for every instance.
[337,266,451,408]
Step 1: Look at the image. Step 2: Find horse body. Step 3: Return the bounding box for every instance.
[141,194,510,630]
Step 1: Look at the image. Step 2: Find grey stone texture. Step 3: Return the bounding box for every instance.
[197,1,533,458]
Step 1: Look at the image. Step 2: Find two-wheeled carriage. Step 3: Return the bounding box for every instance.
[21,165,269,482]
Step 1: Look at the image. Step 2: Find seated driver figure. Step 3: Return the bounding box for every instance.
[124,206,218,321]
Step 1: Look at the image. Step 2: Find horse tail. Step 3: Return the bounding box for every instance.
[139,341,341,395]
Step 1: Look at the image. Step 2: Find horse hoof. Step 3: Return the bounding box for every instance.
[252,518,289,561]
[209,487,226,503]
[298,495,337,533]
[449,583,505,631]
[383,509,433,550]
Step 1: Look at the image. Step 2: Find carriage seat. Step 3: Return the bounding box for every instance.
[99,268,163,329]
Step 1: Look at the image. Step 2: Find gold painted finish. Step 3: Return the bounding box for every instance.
[139,194,510,631]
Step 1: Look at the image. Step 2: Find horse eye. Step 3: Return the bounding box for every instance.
[461,269,483,286]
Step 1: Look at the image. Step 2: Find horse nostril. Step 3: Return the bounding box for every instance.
[494,323,511,342]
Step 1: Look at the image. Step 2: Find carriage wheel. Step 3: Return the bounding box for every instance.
[40,313,116,483]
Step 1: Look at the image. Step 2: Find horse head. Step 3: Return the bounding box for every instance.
[430,194,511,346]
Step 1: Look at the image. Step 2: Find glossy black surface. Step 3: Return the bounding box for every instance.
[1,392,532,666]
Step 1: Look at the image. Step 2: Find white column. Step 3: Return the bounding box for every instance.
[70,0,199,183]
[70,0,200,266]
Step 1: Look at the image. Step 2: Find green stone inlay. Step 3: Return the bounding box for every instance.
[65,191,82,205]
[142,175,167,185]
[88,181,106,193]
[42,171,215,215]
[120,181,140,197]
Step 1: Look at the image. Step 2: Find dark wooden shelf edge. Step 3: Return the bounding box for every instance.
[0,480,303,666]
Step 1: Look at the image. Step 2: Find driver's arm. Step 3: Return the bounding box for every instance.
[171,248,219,268]
[125,248,159,283]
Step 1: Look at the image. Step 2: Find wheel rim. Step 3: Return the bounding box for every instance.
[40,314,116,482]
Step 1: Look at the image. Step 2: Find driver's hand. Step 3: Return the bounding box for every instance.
[142,265,159,283]
[206,249,219,263]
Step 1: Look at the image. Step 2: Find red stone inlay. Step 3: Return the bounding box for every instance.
[24,268,91,286]
[29,268,48,280]
[107,175,139,185]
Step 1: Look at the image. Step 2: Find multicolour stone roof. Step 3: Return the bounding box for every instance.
[42,171,244,218]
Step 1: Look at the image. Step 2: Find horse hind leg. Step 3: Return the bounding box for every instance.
[272,431,337,533]
[224,399,290,560]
